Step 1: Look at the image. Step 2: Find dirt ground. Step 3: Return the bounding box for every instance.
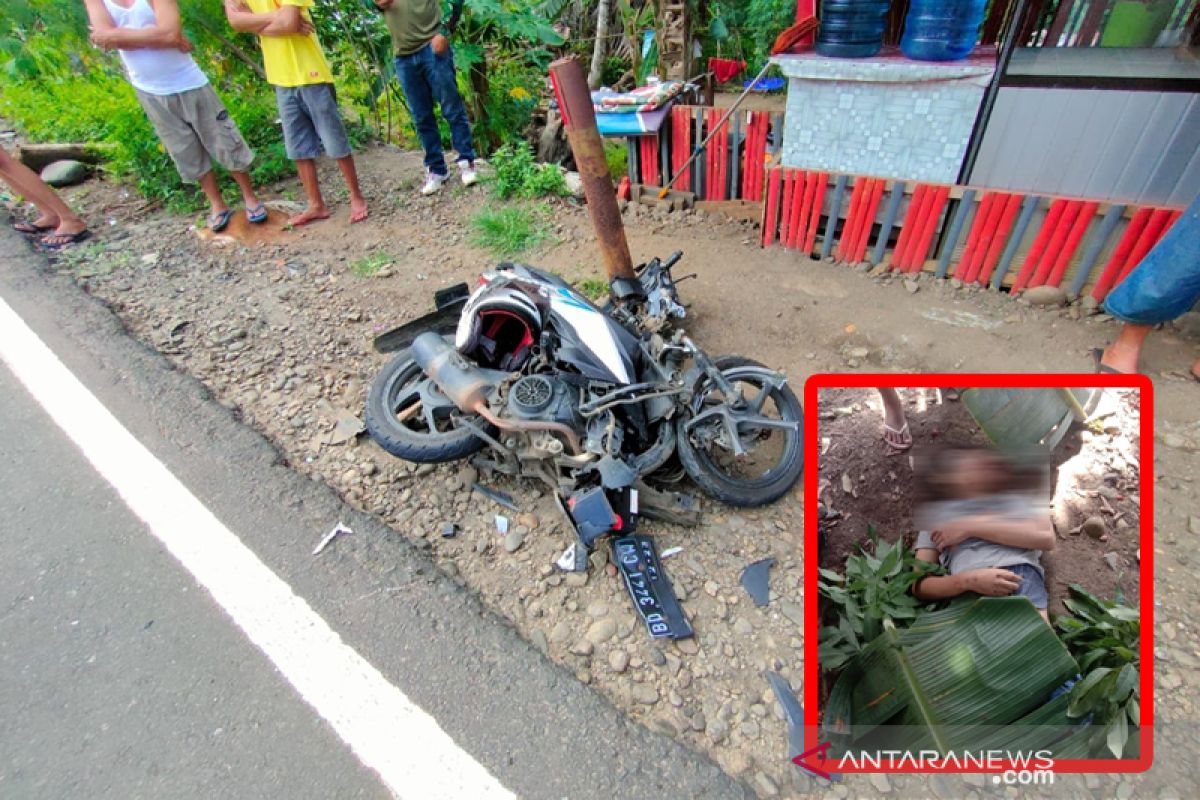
[5,142,1198,799]
[816,386,1142,615]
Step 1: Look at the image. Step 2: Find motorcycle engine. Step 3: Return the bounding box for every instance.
[506,374,581,429]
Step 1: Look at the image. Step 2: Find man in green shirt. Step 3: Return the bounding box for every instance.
[374,1,477,195]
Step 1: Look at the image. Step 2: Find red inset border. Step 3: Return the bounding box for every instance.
[801,372,1154,774]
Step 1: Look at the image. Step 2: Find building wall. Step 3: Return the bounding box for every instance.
[968,87,1200,206]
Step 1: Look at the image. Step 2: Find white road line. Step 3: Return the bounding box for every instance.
[0,294,513,800]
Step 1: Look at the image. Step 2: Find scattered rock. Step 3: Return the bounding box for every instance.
[569,638,594,657]
[608,649,630,673]
[1023,285,1069,307]
[754,772,778,797]
[869,772,892,793]
[904,278,919,294]
[1081,515,1107,540]
[632,685,659,705]
[503,528,525,553]
[41,159,90,187]
[733,617,753,635]
[585,618,617,645]
[1103,552,1120,571]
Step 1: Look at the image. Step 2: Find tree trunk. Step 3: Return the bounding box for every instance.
[588,0,611,89]
[16,143,114,171]
[192,16,268,82]
[468,51,495,153]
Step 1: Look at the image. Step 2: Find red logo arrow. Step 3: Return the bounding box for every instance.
[792,741,833,780]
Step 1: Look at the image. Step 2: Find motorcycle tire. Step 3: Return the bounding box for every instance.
[676,356,804,507]
[365,347,489,463]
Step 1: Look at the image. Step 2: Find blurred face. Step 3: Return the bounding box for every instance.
[945,449,1006,497]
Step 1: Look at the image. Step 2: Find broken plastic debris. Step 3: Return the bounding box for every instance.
[472,483,519,512]
[494,515,509,535]
[660,546,683,559]
[555,542,587,572]
[313,521,352,555]
[741,557,775,607]
[441,522,459,539]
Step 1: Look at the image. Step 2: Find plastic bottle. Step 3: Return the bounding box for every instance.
[901,0,987,61]
[815,0,891,59]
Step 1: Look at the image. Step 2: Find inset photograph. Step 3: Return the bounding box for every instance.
[807,380,1150,773]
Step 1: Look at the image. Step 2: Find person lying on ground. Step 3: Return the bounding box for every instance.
[1095,190,1200,382]
[223,0,368,226]
[373,0,477,196]
[911,446,1056,620]
[84,0,267,233]
[1,146,91,249]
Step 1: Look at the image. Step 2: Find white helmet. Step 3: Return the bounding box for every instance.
[454,283,543,371]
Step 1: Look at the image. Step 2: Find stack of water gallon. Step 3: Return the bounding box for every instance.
[814,0,987,61]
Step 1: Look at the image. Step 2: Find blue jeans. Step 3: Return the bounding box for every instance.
[395,44,476,177]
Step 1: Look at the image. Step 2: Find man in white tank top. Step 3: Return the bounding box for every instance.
[83,0,267,232]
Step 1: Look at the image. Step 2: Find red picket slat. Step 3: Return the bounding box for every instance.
[804,173,827,254]
[1012,198,1067,291]
[909,186,950,272]
[763,167,783,247]
[978,193,1024,286]
[1090,207,1152,301]
[1045,201,1098,287]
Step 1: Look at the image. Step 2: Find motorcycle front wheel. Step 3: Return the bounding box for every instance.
[676,356,804,507]
[365,346,490,463]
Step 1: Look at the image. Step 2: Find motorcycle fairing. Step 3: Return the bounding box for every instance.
[548,286,638,385]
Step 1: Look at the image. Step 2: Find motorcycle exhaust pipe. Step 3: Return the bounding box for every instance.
[411,333,582,454]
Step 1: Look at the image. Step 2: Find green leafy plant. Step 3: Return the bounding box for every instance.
[470,203,551,256]
[817,527,944,670]
[489,141,568,200]
[604,139,628,182]
[350,251,393,278]
[576,277,609,301]
[1055,584,1141,758]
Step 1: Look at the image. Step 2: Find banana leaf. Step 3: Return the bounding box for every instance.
[960,387,1101,452]
[824,596,1084,756]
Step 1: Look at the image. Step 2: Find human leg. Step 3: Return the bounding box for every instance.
[276,86,329,226]
[877,388,911,451]
[183,85,261,214]
[1099,324,1152,374]
[396,49,448,178]
[429,46,477,173]
[0,147,87,236]
[297,84,365,221]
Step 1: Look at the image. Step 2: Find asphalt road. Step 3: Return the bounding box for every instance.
[0,227,748,800]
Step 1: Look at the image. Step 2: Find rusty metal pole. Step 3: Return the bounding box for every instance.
[548,56,636,280]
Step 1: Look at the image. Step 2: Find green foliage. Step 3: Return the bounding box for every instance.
[604,139,628,182]
[1056,584,1141,758]
[489,142,568,200]
[350,251,393,278]
[817,527,944,670]
[470,204,551,256]
[712,0,795,73]
[0,74,294,212]
[576,277,610,302]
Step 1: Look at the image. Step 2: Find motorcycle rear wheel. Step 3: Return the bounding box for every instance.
[365,347,489,463]
[676,356,804,507]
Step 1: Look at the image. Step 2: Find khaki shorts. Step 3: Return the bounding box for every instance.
[136,84,254,183]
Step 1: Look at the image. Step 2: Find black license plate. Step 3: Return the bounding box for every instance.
[612,534,693,640]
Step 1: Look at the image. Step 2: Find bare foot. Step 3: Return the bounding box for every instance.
[349,197,369,224]
[289,206,331,227]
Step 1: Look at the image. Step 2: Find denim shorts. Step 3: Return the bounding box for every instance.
[1006,563,1048,609]
[274,82,352,161]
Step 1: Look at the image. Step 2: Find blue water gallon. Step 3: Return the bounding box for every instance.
[901,0,987,61]
[815,0,891,58]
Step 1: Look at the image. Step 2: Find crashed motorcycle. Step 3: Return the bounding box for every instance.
[364,252,803,545]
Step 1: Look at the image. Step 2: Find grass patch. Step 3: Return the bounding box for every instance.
[470,204,551,257]
[350,252,393,277]
[576,277,609,302]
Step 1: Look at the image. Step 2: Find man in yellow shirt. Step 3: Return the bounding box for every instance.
[224,0,368,226]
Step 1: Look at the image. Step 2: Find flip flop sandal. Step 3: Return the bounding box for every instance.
[883,422,913,451]
[39,229,92,250]
[1091,348,1127,375]
[12,221,56,235]
[208,209,235,233]
[246,203,268,224]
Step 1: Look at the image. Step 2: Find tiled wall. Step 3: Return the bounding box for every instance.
[775,51,995,184]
